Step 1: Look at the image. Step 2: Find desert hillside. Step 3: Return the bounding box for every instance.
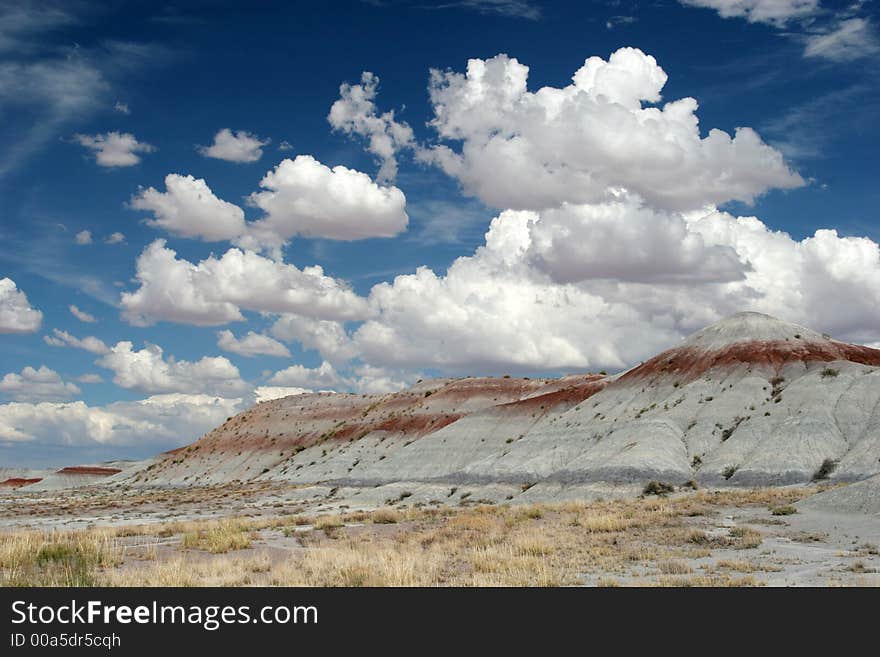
[126,312,880,490]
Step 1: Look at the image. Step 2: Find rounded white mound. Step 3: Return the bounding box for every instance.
[680,312,827,351]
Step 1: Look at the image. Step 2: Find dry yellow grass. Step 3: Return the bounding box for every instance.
[313,514,345,531]
[181,519,251,553]
[710,559,782,573]
[0,528,121,586]
[370,508,402,524]
[1,485,819,587]
[657,560,694,575]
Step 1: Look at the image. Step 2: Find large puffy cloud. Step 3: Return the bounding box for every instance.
[688,210,880,343]
[679,0,818,26]
[96,341,248,396]
[131,156,408,250]
[216,330,291,358]
[0,394,242,446]
[328,72,415,182]
[418,49,803,211]
[43,329,110,355]
[355,211,679,372]
[0,278,42,333]
[120,240,370,327]
[73,131,155,167]
[352,203,880,372]
[130,174,246,242]
[0,366,80,402]
[526,198,745,284]
[242,155,409,250]
[197,128,269,163]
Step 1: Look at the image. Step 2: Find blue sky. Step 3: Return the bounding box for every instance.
[1,0,879,467]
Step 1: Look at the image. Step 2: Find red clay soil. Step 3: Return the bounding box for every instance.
[619,340,880,385]
[373,412,463,434]
[162,377,571,467]
[498,377,608,413]
[56,466,122,476]
[0,477,42,487]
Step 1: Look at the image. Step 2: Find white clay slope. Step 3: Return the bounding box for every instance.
[28,313,880,492]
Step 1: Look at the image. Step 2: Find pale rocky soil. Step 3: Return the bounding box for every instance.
[1,481,878,586]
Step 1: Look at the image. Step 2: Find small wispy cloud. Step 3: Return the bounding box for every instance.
[606,15,637,30]
[679,0,880,63]
[803,17,880,62]
[761,82,878,160]
[365,0,541,20]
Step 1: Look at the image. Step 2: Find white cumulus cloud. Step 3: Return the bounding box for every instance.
[269,314,357,364]
[120,240,370,327]
[217,330,291,358]
[268,360,342,389]
[131,156,408,250]
[0,278,42,334]
[241,155,409,251]
[418,49,803,212]
[0,366,80,402]
[43,329,110,355]
[526,198,745,284]
[0,394,243,446]
[351,202,880,372]
[197,128,269,163]
[328,72,415,182]
[253,386,312,403]
[130,174,246,242]
[96,341,248,397]
[73,131,155,167]
[267,360,413,394]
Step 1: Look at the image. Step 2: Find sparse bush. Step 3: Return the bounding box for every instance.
[722,465,738,480]
[820,367,839,378]
[642,481,675,496]
[812,458,838,481]
[771,505,797,516]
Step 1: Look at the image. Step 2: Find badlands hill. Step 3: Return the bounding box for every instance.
[131,312,880,491]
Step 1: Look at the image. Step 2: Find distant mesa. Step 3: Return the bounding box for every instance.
[0,477,43,488]
[56,466,122,476]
